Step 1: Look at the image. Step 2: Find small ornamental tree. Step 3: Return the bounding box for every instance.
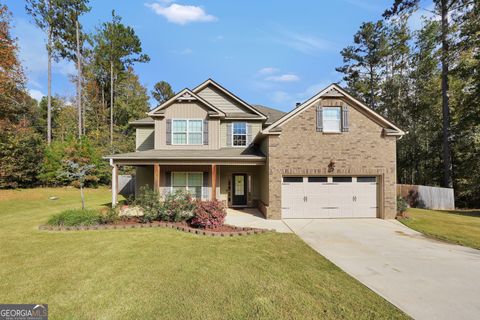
[60,160,95,209]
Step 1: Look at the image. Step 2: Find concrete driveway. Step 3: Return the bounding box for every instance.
[284,219,480,320]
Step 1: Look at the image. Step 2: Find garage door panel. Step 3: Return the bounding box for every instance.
[281,176,378,219]
[281,179,305,218]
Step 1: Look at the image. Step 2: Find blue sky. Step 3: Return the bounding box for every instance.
[7,0,431,112]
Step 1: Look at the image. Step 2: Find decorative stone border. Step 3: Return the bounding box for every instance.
[38,222,273,237]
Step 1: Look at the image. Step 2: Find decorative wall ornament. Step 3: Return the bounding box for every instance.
[328,160,335,173]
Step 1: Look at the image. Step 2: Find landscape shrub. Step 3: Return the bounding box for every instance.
[397,196,408,217]
[190,200,226,229]
[160,189,196,222]
[132,186,162,222]
[47,209,102,226]
[99,207,120,224]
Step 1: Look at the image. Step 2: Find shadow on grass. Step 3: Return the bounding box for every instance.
[101,199,128,207]
[438,210,480,218]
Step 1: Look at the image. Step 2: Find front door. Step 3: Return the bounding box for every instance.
[232,174,247,206]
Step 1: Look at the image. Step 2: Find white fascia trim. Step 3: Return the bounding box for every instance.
[262,83,405,135]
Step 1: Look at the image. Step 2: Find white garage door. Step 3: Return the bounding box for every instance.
[282,176,378,218]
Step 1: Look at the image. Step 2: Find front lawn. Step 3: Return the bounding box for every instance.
[400,208,480,250]
[0,188,407,319]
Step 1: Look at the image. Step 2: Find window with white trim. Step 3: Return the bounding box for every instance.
[232,122,247,146]
[172,119,203,145]
[172,172,203,198]
[323,107,341,132]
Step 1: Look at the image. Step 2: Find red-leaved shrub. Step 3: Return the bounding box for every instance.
[190,200,226,229]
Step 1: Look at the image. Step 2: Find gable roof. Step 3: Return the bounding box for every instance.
[251,104,286,125]
[147,88,226,117]
[192,79,267,120]
[262,83,405,135]
[129,116,154,126]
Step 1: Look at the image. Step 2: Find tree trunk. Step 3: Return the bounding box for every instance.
[369,66,375,110]
[47,24,52,145]
[440,0,453,188]
[110,60,114,148]
[101,83,105,124]
[76,19,82,140]
[80,184,85,210]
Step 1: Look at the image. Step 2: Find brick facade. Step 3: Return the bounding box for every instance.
[263,97,398,219]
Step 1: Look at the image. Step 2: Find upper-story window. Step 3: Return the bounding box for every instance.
[232,122,247,146]
[323,107,341,132]
[172,119,203,145]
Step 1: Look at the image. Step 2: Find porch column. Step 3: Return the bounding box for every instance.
[111,161,118,207]
[153,164,160,195]
[211,164,217,200]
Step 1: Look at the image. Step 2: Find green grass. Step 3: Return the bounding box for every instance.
[400,208,480,249]
[0,187,407,320]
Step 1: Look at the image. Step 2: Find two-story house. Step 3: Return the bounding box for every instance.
[105,79,404,219]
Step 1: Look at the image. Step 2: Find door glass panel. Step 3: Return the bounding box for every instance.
[332,177,352,183]
[308,177,328,183]
[357,176,376,183]
[283,177,303,183]
[234,175,244,195]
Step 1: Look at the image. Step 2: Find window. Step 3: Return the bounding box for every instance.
[172,172,203,198]
[357,176,376,183]
[323,107,341,132]
[332,177,352,183]
[172,119,203,145]
[232,122,247,146]
[308,177,328,183]
[283,177,303,183]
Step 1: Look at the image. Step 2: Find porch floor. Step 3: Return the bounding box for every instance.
[225,208,292,233]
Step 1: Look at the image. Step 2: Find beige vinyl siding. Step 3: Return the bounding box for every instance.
[197,85,250,114]
[219,165,262,207]
[136,128,155,151]
[135,166,153,195]
[220,121,262,147]
[154,101,220,149]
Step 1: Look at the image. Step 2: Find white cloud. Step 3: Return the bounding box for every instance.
[265,74,300,82]
[274,29,334,54]
[296,81,331,101]
[180,48,193,55]
[408,4,437,31]
[270,91,291,104]
[264,80,333,109]
[341,0,382,12]
[28,89,44,101]
[145,2,217,25]
[13,18,76,91]
[257,67,278,75]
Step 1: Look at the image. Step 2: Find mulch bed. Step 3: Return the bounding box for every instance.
[38,220,272,237]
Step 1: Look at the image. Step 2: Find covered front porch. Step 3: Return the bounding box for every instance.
[109,149,268,214]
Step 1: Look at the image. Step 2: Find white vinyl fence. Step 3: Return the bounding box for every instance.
[397,184,455,210]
